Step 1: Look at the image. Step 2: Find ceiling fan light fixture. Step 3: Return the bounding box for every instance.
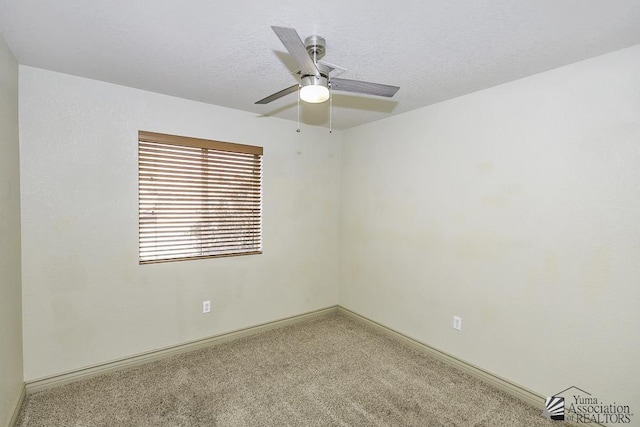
[254,27,399,107]
[300,75,329,103]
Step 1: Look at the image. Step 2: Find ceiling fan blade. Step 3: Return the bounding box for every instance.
[330,78,399,98]
[255,84,299,104]
[271,26,319,77]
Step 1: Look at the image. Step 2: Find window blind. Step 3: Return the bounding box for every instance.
[138,131,262,264]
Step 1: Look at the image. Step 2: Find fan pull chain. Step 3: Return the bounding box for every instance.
[329,83,333,133]
[296,85,301,133]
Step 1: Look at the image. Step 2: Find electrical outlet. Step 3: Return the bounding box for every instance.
[202,300,211,314]
[453,316,462,331]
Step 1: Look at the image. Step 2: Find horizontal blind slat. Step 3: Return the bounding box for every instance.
[141,243,261,257]
[139,151,261,171]
[140,233,260,241]
[140,238,262,250]
[140,252,262,264]
[139,169,261,184]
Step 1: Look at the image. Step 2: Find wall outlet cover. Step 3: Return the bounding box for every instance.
[453,316,462,331]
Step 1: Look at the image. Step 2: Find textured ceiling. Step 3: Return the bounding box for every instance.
[1,0,639,130]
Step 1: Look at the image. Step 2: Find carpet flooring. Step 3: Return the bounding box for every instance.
[17,312,556,426]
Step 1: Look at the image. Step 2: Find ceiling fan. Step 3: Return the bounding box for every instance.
[256,26,400,105]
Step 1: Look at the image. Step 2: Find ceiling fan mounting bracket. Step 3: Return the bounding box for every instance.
[304,35,326,61]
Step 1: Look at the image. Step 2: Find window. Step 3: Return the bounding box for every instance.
[138,131,262,264]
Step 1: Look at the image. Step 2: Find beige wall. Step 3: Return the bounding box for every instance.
[0,33,23,425]
[19,66,341,381]
[340,45,640,410]
[15,42,640,416]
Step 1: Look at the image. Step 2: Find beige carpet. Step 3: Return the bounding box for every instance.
[17,312,555,426]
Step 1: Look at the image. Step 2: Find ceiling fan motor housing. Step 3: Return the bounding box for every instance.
[301,75,329,89]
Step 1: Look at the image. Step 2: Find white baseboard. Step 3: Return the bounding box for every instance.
[337,306,546,410]
[9,383,25,427]
[25,305,339,393]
